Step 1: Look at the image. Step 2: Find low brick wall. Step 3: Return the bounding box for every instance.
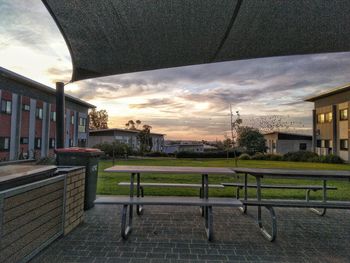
[0,166,87,263]
[64,168,85,235]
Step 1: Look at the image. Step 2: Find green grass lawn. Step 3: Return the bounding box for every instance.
[97,158,350,200]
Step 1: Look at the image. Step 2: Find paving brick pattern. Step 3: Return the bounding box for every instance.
[31,204,350,263]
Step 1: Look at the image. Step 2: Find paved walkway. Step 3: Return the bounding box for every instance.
[32,204,350,263]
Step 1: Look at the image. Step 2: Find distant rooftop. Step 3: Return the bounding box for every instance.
[304,84,350,102]
[89,128,165,136]
[263,131,312,140]
[0,67,95,108]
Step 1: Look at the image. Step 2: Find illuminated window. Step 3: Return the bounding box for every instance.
[325,112,332,122]
[317,113,325,123]
[340,109,348,121]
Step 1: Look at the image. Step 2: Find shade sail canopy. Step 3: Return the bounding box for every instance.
[42,0,350,82]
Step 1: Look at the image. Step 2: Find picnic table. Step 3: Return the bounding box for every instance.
[232,167,350,241]
[96,165,240,241]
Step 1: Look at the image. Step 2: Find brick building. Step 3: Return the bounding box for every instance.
[305,84,350,162]
[0,67,94,161]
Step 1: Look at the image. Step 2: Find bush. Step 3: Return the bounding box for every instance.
[238,153,251,160]
[93,141,132,158]
[283,151,318,162]
[176,150,241,158]
[314,154,344,164]
[250,152,266,160]
[144,151,169,157]
[265,154,283,161]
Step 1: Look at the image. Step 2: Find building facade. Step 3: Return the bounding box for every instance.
[88,128,165,152]
[264,132,312,155]
[0,67,94,161]
[305,85,350,162]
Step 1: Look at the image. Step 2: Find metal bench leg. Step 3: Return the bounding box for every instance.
[238,173,247,214]
[205,206,213,241]
[199,187,204,217]
[121,204,133,239]
[136,173,143,215]
[257,205,277,242]
[306,184,327,217]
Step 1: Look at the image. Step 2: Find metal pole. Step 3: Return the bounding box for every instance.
[56,82,65,149]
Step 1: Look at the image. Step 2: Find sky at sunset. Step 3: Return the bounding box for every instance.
[1,0,350,140]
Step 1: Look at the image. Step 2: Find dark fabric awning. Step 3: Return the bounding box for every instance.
[42,0,350,82]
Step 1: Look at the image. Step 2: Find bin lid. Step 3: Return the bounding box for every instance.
[55,147,103,154]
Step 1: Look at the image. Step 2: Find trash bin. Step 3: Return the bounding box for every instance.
[55,147,103,210]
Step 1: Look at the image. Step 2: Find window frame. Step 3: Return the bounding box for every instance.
[36,107,43,120]
[20,137,29,144]
[340,139,349,151]
[1,100,12,114]
[35,137,42,149]
[22,104,30,111]
[0,137,10,151]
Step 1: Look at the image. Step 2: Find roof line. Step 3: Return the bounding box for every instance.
[304,83,350,102]
[0,66,95,108]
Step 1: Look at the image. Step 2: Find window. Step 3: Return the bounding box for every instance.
[317,113,325,123]
[71,115,74,125]
[0,137,10,151]
[324,140,331,148]
[20,137,29,144]
[299,143,307,150]
[340,139,348,150]
[1,100,12,114]
[78,139,86,147]
[325,112,333,123]
[22,104,30,111]
[316,140,321,147]
[78,117,87,132]
[36,108,43,119]
[49,138,55,149]
[50,111,56,122]
[340,109,348,121]
[35,138,41,149]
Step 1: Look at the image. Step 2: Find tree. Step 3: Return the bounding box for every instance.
[125,120,141,130]
[237,126,266,154]
[230,107,242,166]
[89,108,109,130]
[137,124,153,153]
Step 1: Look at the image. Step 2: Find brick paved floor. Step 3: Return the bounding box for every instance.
[31,204,350,263]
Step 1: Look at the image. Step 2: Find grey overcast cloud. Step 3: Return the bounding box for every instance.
[1,0,350,140]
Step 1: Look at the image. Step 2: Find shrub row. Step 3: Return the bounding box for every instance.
[176,150,241,158]
[238,151,344,164]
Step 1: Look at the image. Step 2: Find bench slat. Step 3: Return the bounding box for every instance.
[243,200,350,209]
[222,183,337,190]
[95,196,242,207]
[118,182,224,188]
